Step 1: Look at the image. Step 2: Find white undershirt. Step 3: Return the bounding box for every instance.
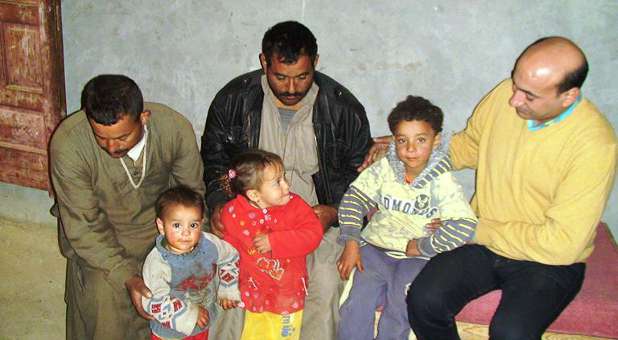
[127,125,148,161]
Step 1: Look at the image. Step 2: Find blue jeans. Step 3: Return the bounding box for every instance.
[407,245,585,340]
[339,244,428,340]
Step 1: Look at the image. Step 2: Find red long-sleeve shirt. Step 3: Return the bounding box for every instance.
[221,193,323,314]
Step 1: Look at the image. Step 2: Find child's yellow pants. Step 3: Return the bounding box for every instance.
[241,309,303,340]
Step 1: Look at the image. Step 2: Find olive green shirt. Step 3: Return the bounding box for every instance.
[50,102,205,292]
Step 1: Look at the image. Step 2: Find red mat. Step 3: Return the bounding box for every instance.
[456,223,618,338]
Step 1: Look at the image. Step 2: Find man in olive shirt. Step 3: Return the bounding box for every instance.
[50,74,205,340]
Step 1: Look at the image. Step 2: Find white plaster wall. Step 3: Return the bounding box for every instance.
[53,0,617,236]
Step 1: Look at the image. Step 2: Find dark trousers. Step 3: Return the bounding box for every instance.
[406,245,585,340]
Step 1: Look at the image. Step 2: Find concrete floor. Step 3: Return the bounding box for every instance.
[0,217,65,340]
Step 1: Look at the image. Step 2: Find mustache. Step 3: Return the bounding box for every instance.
[280,92,302,97]
[109,149,129,157]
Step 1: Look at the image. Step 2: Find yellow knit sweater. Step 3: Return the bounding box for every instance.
[450,79,616,265]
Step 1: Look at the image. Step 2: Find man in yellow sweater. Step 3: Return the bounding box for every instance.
[406,37,616,339]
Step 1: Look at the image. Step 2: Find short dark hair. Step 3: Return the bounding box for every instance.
[523,37,589,93]
[227,149,284,196]
[81,74,144,125]
[387,95,443,134]
[262,21,318,66]
[155,185,205,219]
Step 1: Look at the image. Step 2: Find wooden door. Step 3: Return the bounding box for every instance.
[0,0,65,190]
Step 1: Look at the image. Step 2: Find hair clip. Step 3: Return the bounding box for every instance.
[228,169,237,179]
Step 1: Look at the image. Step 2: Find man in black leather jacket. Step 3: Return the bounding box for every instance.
[201,21,371,340]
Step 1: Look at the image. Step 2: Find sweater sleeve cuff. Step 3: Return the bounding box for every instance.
[218,285,241,302]
[337,226,362,245]
[417,236,438,258]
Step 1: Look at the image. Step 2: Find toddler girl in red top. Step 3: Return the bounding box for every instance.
[220,149,323,340]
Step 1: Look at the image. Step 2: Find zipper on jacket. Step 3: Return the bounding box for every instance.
[314,132,333,204]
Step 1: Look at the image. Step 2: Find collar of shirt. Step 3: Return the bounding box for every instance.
[127,125,148,161]
[527,96,581,132]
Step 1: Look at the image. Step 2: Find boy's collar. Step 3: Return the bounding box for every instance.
[386,131,453,188]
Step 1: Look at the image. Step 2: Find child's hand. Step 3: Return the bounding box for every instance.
[218,298,241,310]
[406,239,421,257]
[253,234,271,254]
[424,218,442,234]
[336,240,363,280]
[196,306,209,328]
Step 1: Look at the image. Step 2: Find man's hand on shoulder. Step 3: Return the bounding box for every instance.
[125,275,153,320]
[209,203,225,238]
[358,136,392,172]
[312,204,338,232]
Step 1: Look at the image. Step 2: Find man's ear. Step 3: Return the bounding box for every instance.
[139,110,151,126]
[259,53,268,72]
[560,87,580,108]
[432,132,442,150]
[313,54,320,69]
[156,217,165,235]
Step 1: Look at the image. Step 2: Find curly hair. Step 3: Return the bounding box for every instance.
[387,95,443,134]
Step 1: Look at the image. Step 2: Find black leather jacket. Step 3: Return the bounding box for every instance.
[200,70,372,212]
